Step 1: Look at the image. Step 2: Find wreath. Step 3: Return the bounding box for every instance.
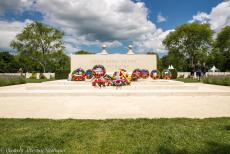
[112,69,130,87]
[85,69,93,79]
[162,69,171,80]
[150,70,160,79]
[141,69,149,79]
[92,78,107,87]
[131,69,141,81]
[92,64,106,78]
[72,68,85,81]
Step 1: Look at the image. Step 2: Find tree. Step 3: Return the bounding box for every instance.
[10,22,65,72]
[213,26,230,71]
[163,23,213,71]
[0,52,19,73]
[74,50,94,54]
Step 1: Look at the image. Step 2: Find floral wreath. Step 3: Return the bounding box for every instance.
[141,69,149,79]
[72,68,85,81]
[131,69,141,81]
[92,64,106,78]
[150,70,160,79]
[162,69,171,80]
[85,69,93,79]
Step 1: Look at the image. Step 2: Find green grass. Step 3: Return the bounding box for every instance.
[176,78,201,83]
[0,118,230,154]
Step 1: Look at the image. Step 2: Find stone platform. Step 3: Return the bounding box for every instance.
[0,79,230,97]
[0,80,230,119]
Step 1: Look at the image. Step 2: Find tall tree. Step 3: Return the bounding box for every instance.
[10,22,65,72]
[163,23,213,70]
[213,26,230,71]
[0,52,19,73]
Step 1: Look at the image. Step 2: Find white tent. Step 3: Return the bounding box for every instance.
[209,66,220,72]
[168,65,174,70]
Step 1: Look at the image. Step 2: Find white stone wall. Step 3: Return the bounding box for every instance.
[0,73,55,79]
[71,54,157,74]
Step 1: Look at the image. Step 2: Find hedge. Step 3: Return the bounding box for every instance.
[202,75,230,86]
[55,69,70,79]
[0,75,26,87]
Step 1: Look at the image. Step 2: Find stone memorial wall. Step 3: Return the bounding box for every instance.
[71,54,157,74]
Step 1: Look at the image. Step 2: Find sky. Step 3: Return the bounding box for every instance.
[0,0,229,56]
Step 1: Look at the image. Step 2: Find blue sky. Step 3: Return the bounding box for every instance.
[0,0,229,55]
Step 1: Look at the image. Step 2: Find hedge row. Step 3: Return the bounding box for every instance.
[202,75,230,86]
[0,75,26,87]
[55,69,70,79]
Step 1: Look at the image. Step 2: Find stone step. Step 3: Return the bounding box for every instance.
[0,90,229,97]
[43,80,185,86]
[26,85,198,90]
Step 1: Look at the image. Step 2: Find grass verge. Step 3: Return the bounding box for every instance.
[0,118,230,154]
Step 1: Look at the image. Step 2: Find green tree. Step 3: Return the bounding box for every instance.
[10,22,65,72]
[213,26,230,71]
[74,50,94,54]
[0,52,19,73]
[163,23,213,71]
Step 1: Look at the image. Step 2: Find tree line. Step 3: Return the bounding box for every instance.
[160,23,230,72]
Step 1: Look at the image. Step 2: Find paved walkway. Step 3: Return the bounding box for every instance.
[0,80,229,119]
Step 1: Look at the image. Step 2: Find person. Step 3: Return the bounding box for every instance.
[201,63,208,77]
[195,61,202,80]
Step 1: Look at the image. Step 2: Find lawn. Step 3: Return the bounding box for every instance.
[0,118,230,154]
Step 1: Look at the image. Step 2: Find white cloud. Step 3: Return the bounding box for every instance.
[0,0,170,53]
[133,29,173,53]
[0,20,31,49]
[189,12,210,23]
[190,1,230,31]
[34,0,168,53]
[157,13,167,23]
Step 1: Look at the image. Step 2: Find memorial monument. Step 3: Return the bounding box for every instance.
[71,45,157,74]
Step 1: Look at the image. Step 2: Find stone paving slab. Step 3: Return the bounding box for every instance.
[0,80,229,119]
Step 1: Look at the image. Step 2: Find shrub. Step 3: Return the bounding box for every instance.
[202,75,230,86]
[0,75,26,87]
[55,69,70,79]
[170,69,178,79]
[29,72,37,79]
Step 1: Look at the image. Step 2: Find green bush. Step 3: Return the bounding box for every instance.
[202,75,230,86]
[0,75,26,87]
[170,69,178,79]
[29,72,37,79]
[55,69,70,79]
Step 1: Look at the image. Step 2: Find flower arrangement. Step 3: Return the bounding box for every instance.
[131,69,141,81]
[150,70,160,79]
[112,69,130,87]
[162,69,171,80]
[92,64,106,78]
[72,68,85,81]
[141,69,149,79]
[85,69,93,79]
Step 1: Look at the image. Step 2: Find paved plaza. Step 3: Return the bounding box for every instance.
[0,80,230,119]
